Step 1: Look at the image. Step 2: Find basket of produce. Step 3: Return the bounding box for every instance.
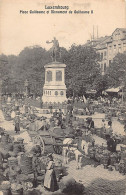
[114,163,119,171]
[100,155,109,165]
[1,133,9,144]
[119,160,125,174]
[17,138,24,144]
[11,183,23,195]
[0,181,11,195]
[110,153,117,166]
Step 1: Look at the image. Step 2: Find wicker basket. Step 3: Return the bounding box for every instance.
[11,189,23,195]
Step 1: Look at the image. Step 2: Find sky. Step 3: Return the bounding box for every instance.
[0,0,126,55]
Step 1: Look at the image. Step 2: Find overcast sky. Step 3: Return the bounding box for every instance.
[0,0,125,55]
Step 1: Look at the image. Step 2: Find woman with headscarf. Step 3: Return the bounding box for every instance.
[44,154,59,192]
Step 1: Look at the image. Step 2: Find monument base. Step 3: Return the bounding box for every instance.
[42,96,67,103]
[42,85,67,103]
[42,61,67,106]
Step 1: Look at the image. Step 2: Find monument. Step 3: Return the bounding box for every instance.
[42,38,67,105]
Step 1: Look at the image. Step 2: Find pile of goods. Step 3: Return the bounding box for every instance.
[0,128,64,194]
[87,141,126,174]
[94,128,126,145]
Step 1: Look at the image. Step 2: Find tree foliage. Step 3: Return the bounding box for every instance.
[0,44,101,96]
[106,53,126,88]
[65,45,100,96]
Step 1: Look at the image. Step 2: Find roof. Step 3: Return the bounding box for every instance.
[112,28,126,35]
[85,28,126,50]
[44,61,66,68]
[95,36,112,50]
[84,36,109,47]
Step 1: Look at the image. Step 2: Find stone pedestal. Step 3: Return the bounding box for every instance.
[42,62,67,104]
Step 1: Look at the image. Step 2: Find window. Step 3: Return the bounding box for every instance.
[104,51,107,59]
[60,91,64,96]
[118,44,121,53]
[109,60,111,66]
[101,64,103,72]
[123,43,126,51]
[55,91,58,96]
[109,46,112,55]
[101,53,103,60]
[46,71,52,82]
[114,45,116,52]
[56,71,62,81]
[104,63,106,72]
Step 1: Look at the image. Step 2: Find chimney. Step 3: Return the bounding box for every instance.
[93,25,94,40]
[97,26,99,39]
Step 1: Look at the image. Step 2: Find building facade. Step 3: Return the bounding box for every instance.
[85,28,126,75]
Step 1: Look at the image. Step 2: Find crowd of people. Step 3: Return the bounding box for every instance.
[2,95,125,155]
[0,94,126,193]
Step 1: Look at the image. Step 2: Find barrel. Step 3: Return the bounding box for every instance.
[1,134,9,144]
[1,189,10,195]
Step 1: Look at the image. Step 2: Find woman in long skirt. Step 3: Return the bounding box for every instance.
[14,115,20,133]
[44,154,59,192]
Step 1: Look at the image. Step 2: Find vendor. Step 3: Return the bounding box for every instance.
[101,119,106,128]
[101,119,106,132]
[108,118,112,127]
[89,118,94,130]
[14,114,20,134]
[106,135,116,152]
[57,109,64,126]
[105,118,113,137]
[86,117,94,130]
[53,110,58,118]
[44,154,59,192]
